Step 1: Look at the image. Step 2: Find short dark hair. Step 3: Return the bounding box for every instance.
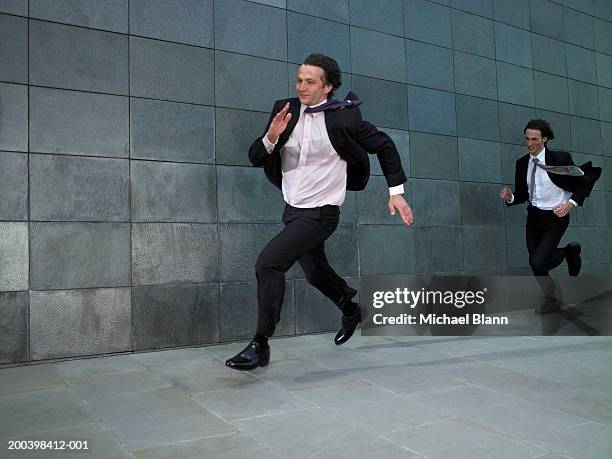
[524,119,555,142]
[303,53,342,98]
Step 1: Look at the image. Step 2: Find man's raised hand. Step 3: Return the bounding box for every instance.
[266,102,292,144]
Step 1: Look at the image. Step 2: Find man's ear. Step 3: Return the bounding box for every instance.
[542,136,548,143]
[323,82,333,96]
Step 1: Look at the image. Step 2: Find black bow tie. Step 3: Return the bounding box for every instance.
[304,91,362,113]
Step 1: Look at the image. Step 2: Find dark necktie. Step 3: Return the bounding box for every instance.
[304,91,362,113]
[529,158,538,203]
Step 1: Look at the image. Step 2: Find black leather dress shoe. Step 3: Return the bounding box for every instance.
[225,341,270,371]
[334,306,362,345]
[534,298,562,315]
[565,242,582,277]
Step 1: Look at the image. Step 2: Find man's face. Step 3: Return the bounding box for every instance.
[524,128,547,156]
[296,64,332,106]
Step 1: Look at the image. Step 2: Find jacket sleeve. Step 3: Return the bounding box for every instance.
[565,152,591,206]
[354,108,407,188]
[507,158,528,207]
[248,101,280,167]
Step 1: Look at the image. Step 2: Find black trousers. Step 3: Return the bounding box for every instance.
[526,205,569,298]
[255,204,356,337]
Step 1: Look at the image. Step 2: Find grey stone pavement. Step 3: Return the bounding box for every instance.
[1,333,611,458]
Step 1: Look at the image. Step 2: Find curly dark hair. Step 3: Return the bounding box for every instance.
[303,53,342,98]
[524,119,555,142]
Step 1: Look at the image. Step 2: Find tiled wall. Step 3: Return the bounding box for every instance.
[1,0,611,363]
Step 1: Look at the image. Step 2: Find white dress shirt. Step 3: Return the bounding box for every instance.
[263,100,404,208]
[508,147,575,209]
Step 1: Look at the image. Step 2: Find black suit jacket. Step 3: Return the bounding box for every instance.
[507,148,597,207]
[248,98,407,191]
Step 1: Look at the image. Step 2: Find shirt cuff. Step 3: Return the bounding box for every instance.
[262,133,277,154]
[389,184,404,196]
[568,199,577,207]
[507,194,514,204]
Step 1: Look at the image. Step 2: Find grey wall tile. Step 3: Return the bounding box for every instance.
[251,0,286,6]
[406,41,454,92]
[501,143,525,184]
[352,75,408,130]
[455,95,499,141]
[495,22,532,68]
[597,52,612,88]
[451,0,492,17]
[608,192,612,226]
[217,166,285,223]
[340,191,358,225]
[534,72,569,113]
[410,131,458,180]
[220,281,294,340]
[215,51,288,112]
[458,137,501,183]
[287,0,349,23]
[0,222,28,291]
[460,182,504,225]
[132,223,218,285]
[568,80,599,119]
[404,0,452,47]
[463,227,506,272]
[535,109,572,150]
[600,87,612,122]
[0,291,28,364]
[219,223,287,283]
[358,176,412,224]
[30,288,131,360]
[566,44,597,84]
[603,122,612,155]
[498,103,535,145]
[295,277,357,334]
[30,20,128,94]
[571,116,602,154]
[505,225,529,267]
[0,82,27,152]
[0,14,27,84]
[577,190,607,226]
[493,0,529,29]
[497,62,535,107]
[132,283,219,350]
[594,0,612,21]
[350,0,404,36]
[131,161,217,223]
[359,225,415,274]
[578,227,609,263]
[0,0,27,15]
[408,86,456,136]
[607,158,612,191]
[30,87,129,157]
[294,224,358,278]
[30,222,130,290]
[130,98,214,163]
[503,199,527,226]
[451,10,494,59]
[216,108,269,166]
[531,0,564,41]
[412,179,461,225]
[414,226,463,273]
[371,128,410,177]
[564,7,595,49]
[351,27,406,83]
[130,0,212,46]
[532,34,567,77]
[30,154,129,221]
[594,18,612,55]
[30,0,128,33]
[564,0,593,15]
[453,51,496,100]
[287,13,350,71]
[216,0,287,61]
[0,152,27,220]
[130,37,214,105]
